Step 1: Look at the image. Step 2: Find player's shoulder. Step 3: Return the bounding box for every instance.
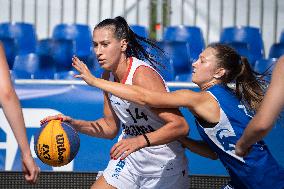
[133,64,166,92]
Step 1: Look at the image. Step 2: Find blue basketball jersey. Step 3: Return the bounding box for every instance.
[196,84,284,189]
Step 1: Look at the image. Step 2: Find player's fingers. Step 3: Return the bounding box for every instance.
[120,150,131,160]
[74,74,83,79]
[32,166,40,184]
[113,146,129,160]
[72,62,82,72]
[110,142,124,159]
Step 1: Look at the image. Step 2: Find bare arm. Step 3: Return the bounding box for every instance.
[179,137,218,160]
[72,56,219,123]
[0,44,39,183]
[236,56,284,156]
[73,56,211,107]
[41,72,120,140]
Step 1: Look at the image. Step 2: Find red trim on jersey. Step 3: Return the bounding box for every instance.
[132,65,168,91]
[121,57,133,84]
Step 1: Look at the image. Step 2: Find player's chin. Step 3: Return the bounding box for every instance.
[100,65,110,71]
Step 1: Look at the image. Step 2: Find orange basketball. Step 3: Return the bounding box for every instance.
[34,119,80,167]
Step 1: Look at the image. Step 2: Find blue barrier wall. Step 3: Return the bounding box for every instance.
[0,82,283,175]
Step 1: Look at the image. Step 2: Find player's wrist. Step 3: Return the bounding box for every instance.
[142,133,151,147]
[137,134,148,148]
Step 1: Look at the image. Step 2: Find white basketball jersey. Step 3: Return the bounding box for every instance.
[108,57,187,177]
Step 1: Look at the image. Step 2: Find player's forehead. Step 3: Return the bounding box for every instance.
[93,27,116,43]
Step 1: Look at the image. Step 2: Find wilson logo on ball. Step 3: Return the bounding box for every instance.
[34,119,80,167]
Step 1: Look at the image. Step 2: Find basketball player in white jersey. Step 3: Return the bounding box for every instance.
[42,16,190,189]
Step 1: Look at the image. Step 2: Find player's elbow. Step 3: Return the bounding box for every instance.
[0,87,15,104]
[256,123,271,134]
[174,118,190,137]
[107,129,119,140]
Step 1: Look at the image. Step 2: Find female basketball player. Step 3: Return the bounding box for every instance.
[236,55,284,157]
[72,43,284,189]
[0,43,40,184]
[41,16,190,189]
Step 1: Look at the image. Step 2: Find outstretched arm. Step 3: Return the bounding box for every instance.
[72,56,203,109]
[236,56,284,157]
[0,44,39,184]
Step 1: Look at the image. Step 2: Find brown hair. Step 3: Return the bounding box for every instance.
[208,43,265,111]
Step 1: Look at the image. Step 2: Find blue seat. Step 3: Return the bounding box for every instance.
[269,43,284,59]
[157,59,175,82]
[156,41,191,76]
[163,26,205,61]
[37,39,75,72]
[220,26,264,61]
[0,22,37,54]
[0,37,18,69]
[254,58,277,81]
[13,53,40,79]
[225,41,255,67]
[52,24,93,67]
[130,25,148,38]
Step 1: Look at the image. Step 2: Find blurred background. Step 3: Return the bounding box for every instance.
[0,0,283,188]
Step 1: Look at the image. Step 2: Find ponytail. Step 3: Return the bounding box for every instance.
[235,57,265,111]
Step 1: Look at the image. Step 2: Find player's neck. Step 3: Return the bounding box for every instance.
[200,80,219,91]
[113,56,129,83]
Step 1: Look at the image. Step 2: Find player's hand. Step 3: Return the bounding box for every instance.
[235,142,251,157]
[72,56,96,86]
[21,153,40,184]
[110,136,146,160]
[40,114,73,125]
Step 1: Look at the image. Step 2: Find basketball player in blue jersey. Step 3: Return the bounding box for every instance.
[72,43,284,189]
[0,43,40,184]
[236,55,284,157]
[42,16,190,189]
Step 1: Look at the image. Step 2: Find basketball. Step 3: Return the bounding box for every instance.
[34,119,80,167]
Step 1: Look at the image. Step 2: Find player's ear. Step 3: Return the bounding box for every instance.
[214,68,226,79]
[120,39,128,52]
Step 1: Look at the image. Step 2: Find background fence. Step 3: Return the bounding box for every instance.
[0,0,283,53]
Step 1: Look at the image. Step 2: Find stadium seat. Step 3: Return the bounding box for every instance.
[37,38,75,72]
[12,53,40,79]
[163,26,205,61]
[130,25,148,38]
[225,41,256,67]
[156,41,191,76]
[268,43,284,59]
[253,58,277,81]
[52,24,93,67]
[220,26,265,61]
[0,22,37,54]
[157,59,175,82]
[0,37,18,69]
